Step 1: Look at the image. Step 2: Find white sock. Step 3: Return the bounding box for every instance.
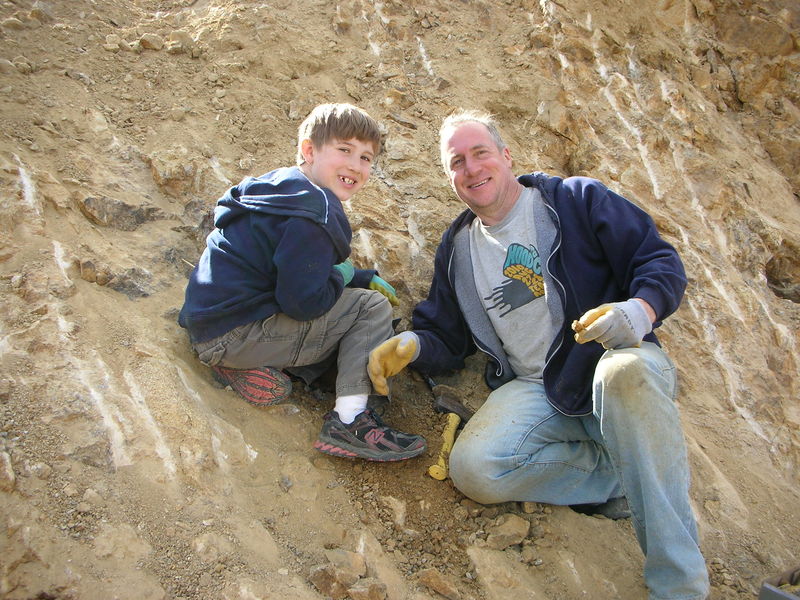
[334,394,368,424]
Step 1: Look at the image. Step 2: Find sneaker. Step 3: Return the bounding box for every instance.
[313,408,427,462]
[570,496,631,520]
[211,365,292,406]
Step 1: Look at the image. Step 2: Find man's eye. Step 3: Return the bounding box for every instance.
[452,158,463,167]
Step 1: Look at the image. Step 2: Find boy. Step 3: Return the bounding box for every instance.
[179,103,426,462]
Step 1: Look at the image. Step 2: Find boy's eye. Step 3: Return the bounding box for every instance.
[361,155,372,163]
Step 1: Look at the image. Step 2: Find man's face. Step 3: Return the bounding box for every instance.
[301,137,376,201]
[442,121,518,225]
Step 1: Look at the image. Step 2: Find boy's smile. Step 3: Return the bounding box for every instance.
[299,137,376,201]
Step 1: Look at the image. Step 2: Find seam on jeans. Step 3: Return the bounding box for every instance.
[523,459,609,474]
[513,411,604,474]
[511,410,560,457]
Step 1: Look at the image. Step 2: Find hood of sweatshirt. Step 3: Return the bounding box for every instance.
[213,166,352,259]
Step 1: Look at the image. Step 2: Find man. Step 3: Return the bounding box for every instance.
[368,110,709,599]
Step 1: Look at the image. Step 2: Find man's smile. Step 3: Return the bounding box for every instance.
[468,178,490,189]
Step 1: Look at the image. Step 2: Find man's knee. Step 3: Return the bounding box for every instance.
[449,437,504,504]
[594,346,676,414]
[594,349,648,389]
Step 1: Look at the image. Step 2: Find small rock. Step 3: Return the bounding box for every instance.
[13,56,33,74]
[348,577,387,600]
[308,564,350,600]
[30,461,52,479]
[0,451,16,491]
[83,488,104,505]
[417,568,461,600]
[2,17,26,30]
[486,513,530,550]
[460,498,483,518]
[520,546,538,564]
[324,548,366,578]
[139,33,164,51]
[80,260,97,283]
[379,495,406,527]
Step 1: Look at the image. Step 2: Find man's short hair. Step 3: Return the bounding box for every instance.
[439,109,507,171]
[297,103,383,165]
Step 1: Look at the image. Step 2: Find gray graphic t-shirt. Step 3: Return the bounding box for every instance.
[469,187,555,381]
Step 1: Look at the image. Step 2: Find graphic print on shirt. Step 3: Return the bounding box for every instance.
[484,243,545,317]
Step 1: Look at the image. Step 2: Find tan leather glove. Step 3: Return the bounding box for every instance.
[368,332,419,395]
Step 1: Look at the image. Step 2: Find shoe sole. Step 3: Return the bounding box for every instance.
[312,440,426,462]
[212,367,292,406]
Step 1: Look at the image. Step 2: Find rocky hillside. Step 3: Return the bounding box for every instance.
[0,0,798,599]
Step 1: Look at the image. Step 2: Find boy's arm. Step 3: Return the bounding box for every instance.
[267,218,347,321]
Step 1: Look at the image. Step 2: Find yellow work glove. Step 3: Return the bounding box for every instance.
[572,300,652,350]
[368,332,419,395]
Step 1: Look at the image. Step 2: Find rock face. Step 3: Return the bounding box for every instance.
[0,1,798,600]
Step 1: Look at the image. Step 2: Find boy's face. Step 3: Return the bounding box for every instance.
[300,137,376,201]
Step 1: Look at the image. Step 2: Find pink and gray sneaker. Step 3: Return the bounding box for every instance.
[212,365,291,406]
[314,408,426,462]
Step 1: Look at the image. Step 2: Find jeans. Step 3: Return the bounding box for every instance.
[192,288,393,397]
[449,342,709,600]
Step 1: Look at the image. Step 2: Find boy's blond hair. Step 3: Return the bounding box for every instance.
[439,109,507,172]
[296,103,383,165]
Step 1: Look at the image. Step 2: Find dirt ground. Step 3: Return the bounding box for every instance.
[1,0,799,599]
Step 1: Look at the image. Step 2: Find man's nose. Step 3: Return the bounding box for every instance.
[463,156,478,175]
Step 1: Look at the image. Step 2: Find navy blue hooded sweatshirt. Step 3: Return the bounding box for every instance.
[409,172,687,416]
[179,166,376,344]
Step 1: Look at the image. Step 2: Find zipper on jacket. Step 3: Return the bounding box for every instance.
[446,242,505,379]
[540,182,594,418]
[541,189,568,374]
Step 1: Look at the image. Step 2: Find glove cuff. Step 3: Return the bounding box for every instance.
[397,331,421,361]
[625,299,653,339]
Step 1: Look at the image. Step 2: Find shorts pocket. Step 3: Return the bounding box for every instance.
[195,340,226,366]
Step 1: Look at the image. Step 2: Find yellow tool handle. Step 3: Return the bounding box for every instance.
[428,412,461,480]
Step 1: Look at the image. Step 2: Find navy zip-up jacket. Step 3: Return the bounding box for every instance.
[410,172,687,416]
[178,166,376,344]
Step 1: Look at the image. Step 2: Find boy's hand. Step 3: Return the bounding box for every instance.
[369,275,399,306]
[572,299,653,350]
[368,332,419,395]
[333,259,354,285]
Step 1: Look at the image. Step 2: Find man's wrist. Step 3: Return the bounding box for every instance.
[632,298,656,324]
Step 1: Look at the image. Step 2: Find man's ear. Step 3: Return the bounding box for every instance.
[300,139,315,164]
[503,146,513,166]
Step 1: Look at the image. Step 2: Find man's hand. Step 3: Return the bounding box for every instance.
[368,332,419,395]
[369,275,399,306]
[333,259,354,285]
[572,299,653,350]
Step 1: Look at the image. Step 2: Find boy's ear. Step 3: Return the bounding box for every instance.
[300,138,315,164]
